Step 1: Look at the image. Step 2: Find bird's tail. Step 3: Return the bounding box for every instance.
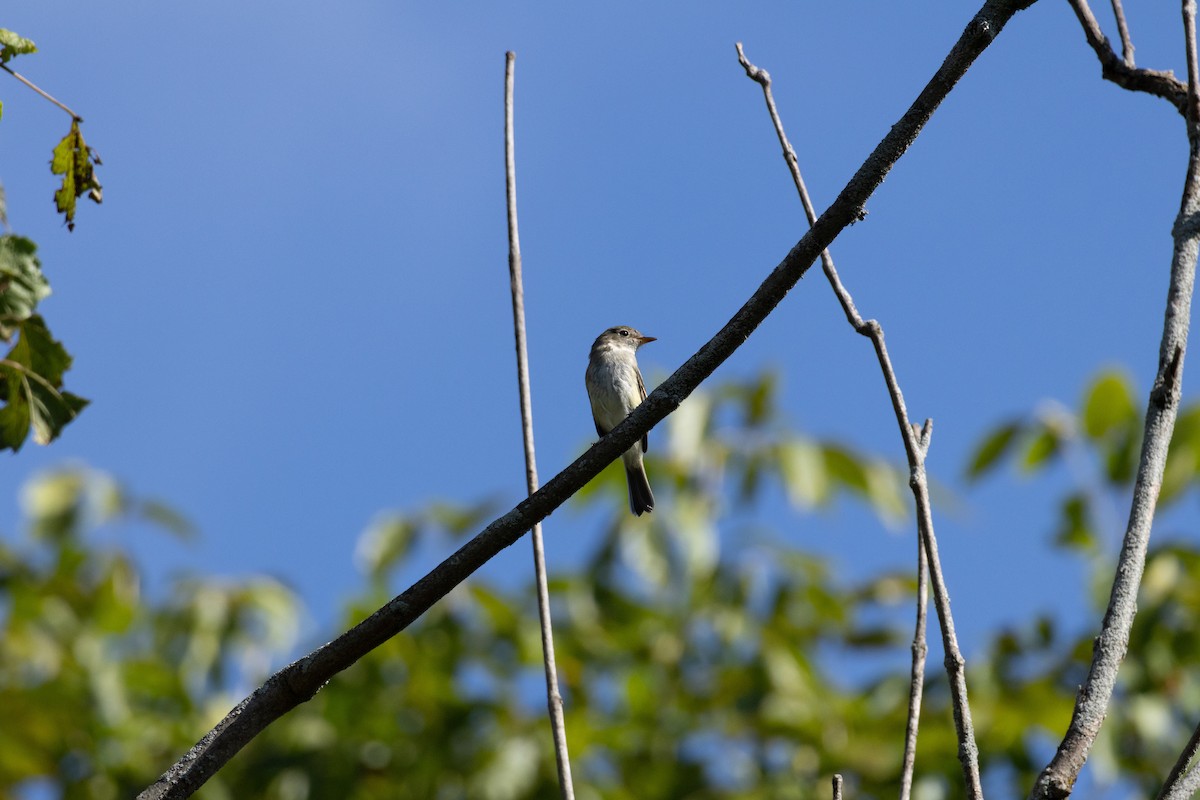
[625,463,655,516]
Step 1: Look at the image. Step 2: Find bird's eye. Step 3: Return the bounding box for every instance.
[619,329,629,337]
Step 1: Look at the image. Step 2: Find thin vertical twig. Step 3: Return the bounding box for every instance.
[833,773,844,800]
[504,51,576,800]
[1030,2,1200,797]
[1186,0,1200,111]
[736,43,981,799]
[1110,0,1136,66]
[900,539,929,800]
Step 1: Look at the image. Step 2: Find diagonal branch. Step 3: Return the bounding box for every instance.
[0,63,83,121]
[503,51,576,800]
[1154,13,1200,800]
[736,43,979,799]
[1030,2,1200,798]
[136,3,1036,797]
[1067,0,1187,113]
[1156,716,1200,800]
[1159,760,1200,800]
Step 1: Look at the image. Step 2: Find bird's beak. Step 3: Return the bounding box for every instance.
[638,335,657,344]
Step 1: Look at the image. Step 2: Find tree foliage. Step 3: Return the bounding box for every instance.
[0,236,87,451]
[0,24,96,450]
[0,26,103,230]
[3,371,1199,798]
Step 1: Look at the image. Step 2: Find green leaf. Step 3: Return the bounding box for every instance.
[469,584,519,637]
[666,388,711,463]
[1161,404,1200,498]
[0,235,51,340]
[966,421,1022,480]
[426,499,496,539]
[0,379,32,451]
[745,370,777,427]
[1053,492,1097,551]
[354,513,420,579]
[843,625,899,648]
[1021,425,1062,472]
[863,460,908,523]
[1082,370,1137,440]
[50,120,103,231]
[1159,440,1194,505]
[777,439,829,509]
[139,499,197,541]
[0,29,38,63]
[1104,424,1139,485]
[823,444,869,495]
[0,315,88,451]
[21,466,86,540]
[736,451,764,503]
[671,491,718,580]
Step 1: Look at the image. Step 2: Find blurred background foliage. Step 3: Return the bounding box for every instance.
[2,369,1200,799]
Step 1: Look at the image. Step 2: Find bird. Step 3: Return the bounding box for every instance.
[585,325,656,516]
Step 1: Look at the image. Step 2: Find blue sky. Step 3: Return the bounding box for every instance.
[0,0,1192,684]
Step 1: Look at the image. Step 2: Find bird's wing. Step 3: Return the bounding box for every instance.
[588,390,609,438]
[636,367,648,453]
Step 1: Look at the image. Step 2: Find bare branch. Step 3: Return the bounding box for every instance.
[1156,718,1200,800]
[137,4,1036,796]
[833,773,844,800]
[736,42,981,799]
[1066,0,1187,113]
[1160,764,1200,800]
[0,63,83,121]
[1187,0,1200,116]
[1029,3,1200,797]
[1110,0,1136,66]
[900,540,929,800]
[504,51,576,799]
[1155,14,1200,800]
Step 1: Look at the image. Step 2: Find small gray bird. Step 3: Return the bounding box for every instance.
[585,325,656,516]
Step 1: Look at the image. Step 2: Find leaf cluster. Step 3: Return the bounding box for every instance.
[967,369,1200,550]
[0,26,94,448]
[0,467,292,798]
[0,236,86,451]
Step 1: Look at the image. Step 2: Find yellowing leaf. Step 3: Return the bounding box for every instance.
[50,120,103,231]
